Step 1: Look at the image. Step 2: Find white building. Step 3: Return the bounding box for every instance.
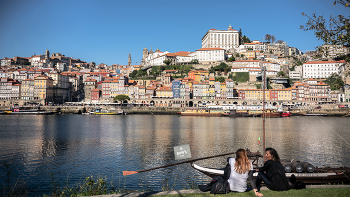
[303,60,346,79]
[289,66,303,79]
[231,60,260,68]
[263,62,280,72]
[196,47,225,63]
[231,67,261,73]
[201,25,239,51]
[238,40,266,52]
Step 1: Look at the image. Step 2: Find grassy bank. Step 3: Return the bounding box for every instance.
[155,188,350,197]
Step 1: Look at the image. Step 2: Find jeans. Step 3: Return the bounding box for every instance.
[255,172,271,189]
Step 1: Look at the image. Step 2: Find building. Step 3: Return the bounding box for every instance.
[303,60,346,79]
[238,41,266,52]
[84,78,97,101]
[188,70,209,82]
[91,89,101,102]
[201,25,239,51]
[21,79,34,100]
[0,78,21,99]
[34,75,54,102]
[196,47,225,63]
[172,80,181,99]
[318,44,348,59]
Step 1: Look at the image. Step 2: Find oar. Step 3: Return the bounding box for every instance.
[123,151,261,176]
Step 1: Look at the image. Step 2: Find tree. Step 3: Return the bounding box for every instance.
[113,95,130,103]
[129,70,138,78]
[227,56,235,62]
[325,73,345,90]
[215,77,226,83]
[300,1,350,49]
[271,35,276,43]
[190,59,199,64]
[163,60,171,65]
[242,35,251,43]
[265,34,272,43]
[277,71,287,77]
[239,28,243,45]
[277,40,284,44]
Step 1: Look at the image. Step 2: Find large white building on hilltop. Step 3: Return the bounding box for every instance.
[201,25,239,51]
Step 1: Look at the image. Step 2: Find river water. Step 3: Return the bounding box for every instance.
[0,114,349,195]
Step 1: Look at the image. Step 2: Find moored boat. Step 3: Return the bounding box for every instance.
[264,109,283,117]
[222,109,262,117]
[299,113,328,116]
[89,108,124,115]
[180,109,224,117]
[282,111,292,117]
[191,163,350,184]
[5,107,54,115]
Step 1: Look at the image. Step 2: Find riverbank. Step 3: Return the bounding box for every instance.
[87,185,350,197]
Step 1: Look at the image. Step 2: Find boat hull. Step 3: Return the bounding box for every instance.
[191,163,350,184]
[299,113,328,116]
[180,110,223,117]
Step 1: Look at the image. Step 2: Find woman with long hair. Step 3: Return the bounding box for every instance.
[255,147,291,191]
[228,149,263,196]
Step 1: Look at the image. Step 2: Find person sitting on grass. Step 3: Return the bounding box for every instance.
[255,147,291,191]
[228,149,263,196]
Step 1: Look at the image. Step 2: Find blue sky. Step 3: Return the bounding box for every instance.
[0,0,349,66]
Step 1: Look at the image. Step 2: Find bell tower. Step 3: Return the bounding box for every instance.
[128,53,132,67]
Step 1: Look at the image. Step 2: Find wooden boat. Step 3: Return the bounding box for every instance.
[180,109,224,117]
[222,109,262,117]
[191,163,350,184]
[299,113,328,116]
[264,109,283,117]
[282,111,292,117]
[89,108,124,115]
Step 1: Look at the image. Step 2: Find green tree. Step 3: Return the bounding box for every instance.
[113,95,130,103]
[242,35,251,43]
[190,59,199,64]
[300,1,350,54]
[163,60,172,65]
[227,56,235,62]
[325,73,345,90]
[277,71,287,77]
[215,77,226,83]
[129,70,138,78]
[238,28,243,45]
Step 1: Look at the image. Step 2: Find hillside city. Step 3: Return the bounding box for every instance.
[1,25,350,108]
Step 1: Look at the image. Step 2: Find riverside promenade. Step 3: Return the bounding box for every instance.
[88,185,350,197]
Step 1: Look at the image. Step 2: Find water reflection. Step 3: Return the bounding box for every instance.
[0,115,349,196]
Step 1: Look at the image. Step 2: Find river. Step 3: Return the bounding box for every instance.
[0,114,349,196]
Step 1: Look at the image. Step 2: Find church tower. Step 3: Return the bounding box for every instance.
[142,47,149,66]
[45,49,50,59]
[128,53,132,67]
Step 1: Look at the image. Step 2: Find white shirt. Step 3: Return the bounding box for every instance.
[227,158,253,192]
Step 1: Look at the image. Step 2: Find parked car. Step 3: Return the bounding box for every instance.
[315,106,322,109]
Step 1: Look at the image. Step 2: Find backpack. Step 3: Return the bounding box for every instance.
[198,158,231,194]
[210,175,230,194]
[210,159,231,194]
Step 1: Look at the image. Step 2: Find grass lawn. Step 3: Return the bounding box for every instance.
[155,188,350,197]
